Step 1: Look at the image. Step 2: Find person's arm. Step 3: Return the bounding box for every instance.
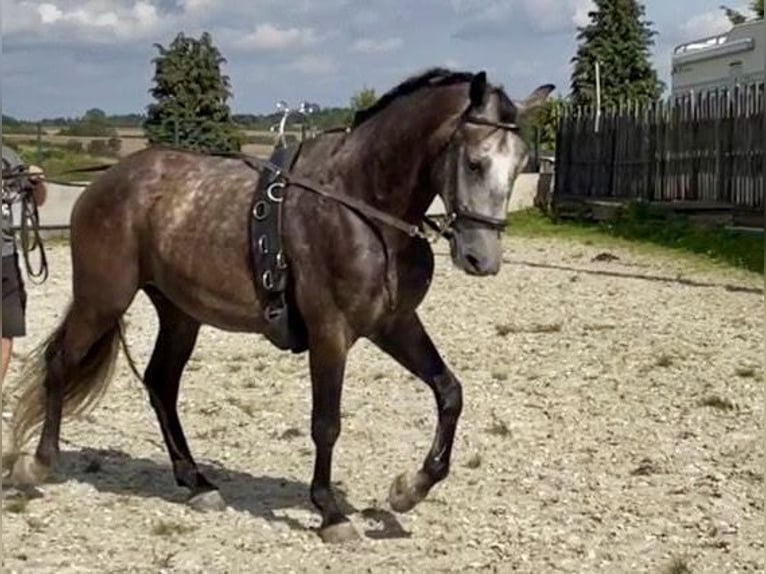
[27,164,47,207]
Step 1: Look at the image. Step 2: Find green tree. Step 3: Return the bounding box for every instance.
[143,31,244,152]
[59,108,117,137]
[720,0,762,23]
[720,4,747,24]
[350,87,377,111]
[524,96,567,151]
[570,0,664,107]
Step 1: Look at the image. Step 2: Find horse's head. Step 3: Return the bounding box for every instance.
[433,72,554,276]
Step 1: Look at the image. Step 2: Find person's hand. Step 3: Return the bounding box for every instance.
[27,164,47,207]
[27,164,45,182]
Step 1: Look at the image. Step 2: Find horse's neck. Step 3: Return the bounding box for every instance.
[345,98,458,223]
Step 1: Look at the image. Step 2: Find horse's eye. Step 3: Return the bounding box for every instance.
[467,158,483,173]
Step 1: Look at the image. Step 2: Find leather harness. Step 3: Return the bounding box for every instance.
[247,140,306,352]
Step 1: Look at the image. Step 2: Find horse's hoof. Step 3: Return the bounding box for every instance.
[187,490,227,512]
[2,452,19,475]
[3,484,44,500]
[10,454,49,486]
[318,521,361,544]
[388,471,427,513]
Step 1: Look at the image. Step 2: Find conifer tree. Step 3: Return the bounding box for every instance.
[143,31,244,152]
[570,0,664,107]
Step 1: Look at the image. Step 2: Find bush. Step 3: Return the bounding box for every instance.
[86,139,110,157]
[107,137,121,156]
[65,139,84,153]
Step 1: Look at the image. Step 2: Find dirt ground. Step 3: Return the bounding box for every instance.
[1,237,763,574]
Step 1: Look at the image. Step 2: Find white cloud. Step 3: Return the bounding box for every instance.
[451,0,601,37]
[4,0,166,41]
[522,0,569,32]
[235,23,318,51]
[350,36,402,53]
[288,54,336,75]
[678,10,733,40]
[179,0,216,13]
[572,0,594,28]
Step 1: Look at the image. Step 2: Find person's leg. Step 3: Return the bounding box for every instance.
[2,253,26,388]
[1,337,12,383]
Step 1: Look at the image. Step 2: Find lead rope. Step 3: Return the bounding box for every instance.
[18,187,49,285]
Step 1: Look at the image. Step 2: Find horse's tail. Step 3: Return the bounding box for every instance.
[9,310,123,455]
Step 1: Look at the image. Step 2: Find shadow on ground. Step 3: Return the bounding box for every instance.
[33,447,410,540]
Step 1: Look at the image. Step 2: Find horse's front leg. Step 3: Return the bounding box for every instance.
[370,312,463,513]
[307,329,360,543]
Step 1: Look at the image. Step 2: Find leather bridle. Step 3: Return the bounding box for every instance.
[426,112,522,240]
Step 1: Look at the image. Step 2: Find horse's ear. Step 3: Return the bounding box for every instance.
[514,84,556,116]
[469,71,487,108]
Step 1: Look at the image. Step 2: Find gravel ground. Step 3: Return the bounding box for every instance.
[1,237,763,574]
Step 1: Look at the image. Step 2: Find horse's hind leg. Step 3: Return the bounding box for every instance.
[10,303,129,486]
[370,312,463,513]
[142,287,224,511]
[9,204,139,486]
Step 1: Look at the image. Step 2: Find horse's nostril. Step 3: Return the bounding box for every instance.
[465,253,481,270]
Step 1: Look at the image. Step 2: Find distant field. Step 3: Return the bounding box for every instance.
[3,127,292,159]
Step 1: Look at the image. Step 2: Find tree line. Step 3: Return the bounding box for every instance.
[6,1,761,153]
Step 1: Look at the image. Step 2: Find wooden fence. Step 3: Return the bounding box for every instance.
[553,83,764,224]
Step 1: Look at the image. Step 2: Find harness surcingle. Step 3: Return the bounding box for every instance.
[248,141,307,353]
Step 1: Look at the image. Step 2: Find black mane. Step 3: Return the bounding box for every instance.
[351,67,477,128]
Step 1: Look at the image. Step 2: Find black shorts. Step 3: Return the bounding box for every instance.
[2,252,27,338]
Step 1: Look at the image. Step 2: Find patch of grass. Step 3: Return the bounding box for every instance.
[735,366,757,378]
[494,321,562,336]
[464,453,482,469]
[485,412,511,438]
[151,520,196,537]
[655,354,674,368]
[508,206,764,275]
[153,550,176,569]
[279,427,304,440]
[699,395,735,411]
[225,396,255,418]
[4,496,29,514]
[630,458,661,476]
[664,556,692,574]
[491,369,509,382]
[495,323,515,337]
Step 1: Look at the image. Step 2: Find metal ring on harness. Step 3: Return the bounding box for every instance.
[267,182,286,203]
[253,200,270,220]
[276,251,287,269]
[262,270,274,290]
[258,235,269,254]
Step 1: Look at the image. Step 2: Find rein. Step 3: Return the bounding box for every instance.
[18,190,48,284]
[2,168,49,284]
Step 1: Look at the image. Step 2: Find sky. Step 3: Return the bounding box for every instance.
[0,0,756,120]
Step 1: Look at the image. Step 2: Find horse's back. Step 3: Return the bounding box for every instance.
[69,146,269,332]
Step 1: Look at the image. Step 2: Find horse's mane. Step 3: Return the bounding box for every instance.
[351,67,477,128]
